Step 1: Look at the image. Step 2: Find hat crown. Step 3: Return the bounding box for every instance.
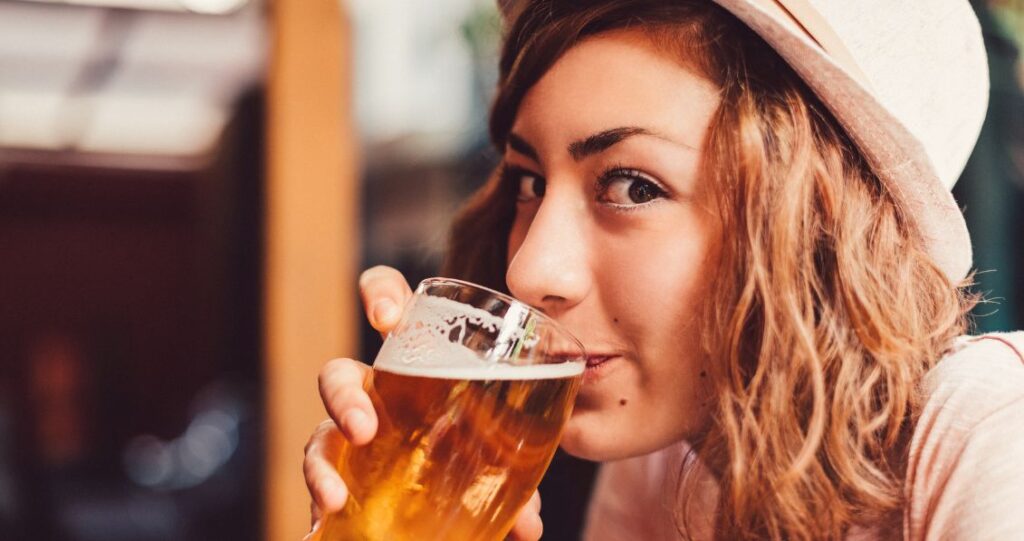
[801,0,989,190]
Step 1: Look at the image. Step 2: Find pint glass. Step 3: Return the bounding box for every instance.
[317,278,586,541]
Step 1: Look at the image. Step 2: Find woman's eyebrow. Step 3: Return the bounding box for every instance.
[569,127,649,160]
[506,126,695,163]
[507,132,540,162]
[569,126,694,160]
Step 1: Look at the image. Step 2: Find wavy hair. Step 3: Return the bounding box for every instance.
[443,1,974,538]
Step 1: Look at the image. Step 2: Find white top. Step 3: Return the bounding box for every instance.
[583,332,1024,540]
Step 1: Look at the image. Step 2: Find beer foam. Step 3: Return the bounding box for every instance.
[375,360,583,381]
[400,294,511,335]
[374,294,580,377]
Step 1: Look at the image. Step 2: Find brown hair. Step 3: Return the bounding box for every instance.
[443,1,974,539]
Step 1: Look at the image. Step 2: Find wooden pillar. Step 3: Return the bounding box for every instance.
[264,0,358,539]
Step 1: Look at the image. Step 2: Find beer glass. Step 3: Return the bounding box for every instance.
[317,278,586,541]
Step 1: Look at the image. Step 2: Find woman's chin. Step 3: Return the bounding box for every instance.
[559,432,612,462]
[559,404,690,462]
[558,411,634,462]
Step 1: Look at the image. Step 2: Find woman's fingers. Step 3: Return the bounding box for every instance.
[507,491,543,541]
[358,266,413,335]
[310,501,321,529]
[303,420,349,513]
[527,490,541,514]
[306,356,376,541]
[302,520,323,541]
[319,358,377,445]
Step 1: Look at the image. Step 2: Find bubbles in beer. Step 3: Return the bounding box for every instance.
[322,366,582,541]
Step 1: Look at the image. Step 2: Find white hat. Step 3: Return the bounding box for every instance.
[710,0,989,281]
[499,0,990,282]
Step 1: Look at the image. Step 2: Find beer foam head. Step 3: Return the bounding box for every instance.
[374,295,581,377]
[376,360,583,381]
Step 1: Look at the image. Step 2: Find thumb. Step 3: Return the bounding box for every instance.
[358,266,413,336]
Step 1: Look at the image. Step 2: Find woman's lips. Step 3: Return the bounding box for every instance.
[583,355,618,383]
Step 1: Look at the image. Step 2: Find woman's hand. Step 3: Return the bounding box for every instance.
[302,266,544,541]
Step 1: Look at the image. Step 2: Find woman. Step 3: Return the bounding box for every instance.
[304,1,1024,539]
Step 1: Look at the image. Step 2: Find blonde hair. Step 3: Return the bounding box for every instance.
[444,1,975,538]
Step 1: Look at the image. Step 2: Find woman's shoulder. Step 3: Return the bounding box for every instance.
[903,332,1024,541]
[920,332,1024,421]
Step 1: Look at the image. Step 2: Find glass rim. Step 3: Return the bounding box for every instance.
[418,276,587,362]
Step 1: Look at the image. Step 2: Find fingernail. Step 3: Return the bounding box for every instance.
[303,520,321,541]
[342,409,370,440]
[373,299,399,325]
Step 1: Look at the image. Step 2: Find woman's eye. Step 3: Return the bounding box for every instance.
[516,172,546,202]
[600,170,666,206]
[501,164,546,202]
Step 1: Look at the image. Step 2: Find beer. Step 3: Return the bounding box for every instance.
[315,278,586,540]
[318,361,583,541]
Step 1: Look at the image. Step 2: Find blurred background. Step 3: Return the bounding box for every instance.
[0,0,1020,540]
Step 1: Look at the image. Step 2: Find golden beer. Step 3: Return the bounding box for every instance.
[318,362,583,541]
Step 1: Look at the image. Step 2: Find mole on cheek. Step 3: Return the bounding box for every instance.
[619,398,628,406]
[613,317,619,324]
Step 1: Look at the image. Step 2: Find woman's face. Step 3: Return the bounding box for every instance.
[504,29,723,461]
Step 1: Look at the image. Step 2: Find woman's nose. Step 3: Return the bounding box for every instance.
[506,190,591,315]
